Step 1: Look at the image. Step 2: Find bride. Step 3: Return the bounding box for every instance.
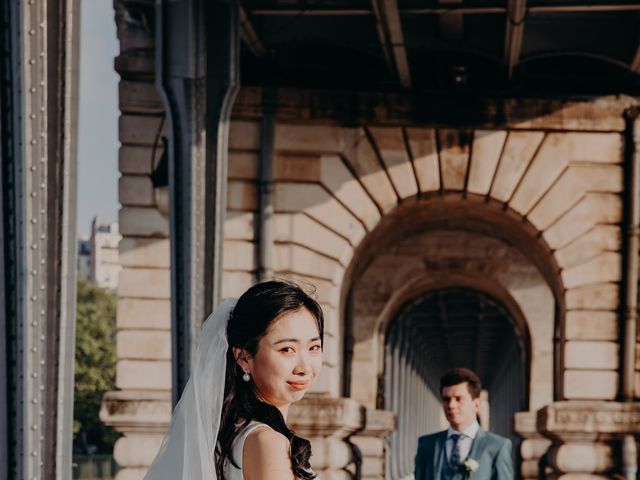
[144,280,324,479]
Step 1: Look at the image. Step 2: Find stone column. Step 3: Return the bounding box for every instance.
[350,408,396,480]
[289,398,394,480]
[515,411,552,480]
[100,2,172,479]
[289,397,364,480]
[538,401,640,478]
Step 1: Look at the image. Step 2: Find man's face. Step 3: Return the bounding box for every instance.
[441,381,480,431]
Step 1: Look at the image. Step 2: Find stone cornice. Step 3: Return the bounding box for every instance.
[100,391,172,434]
[538,401,640,441]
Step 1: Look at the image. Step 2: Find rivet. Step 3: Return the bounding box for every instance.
[40,259,45,265]
[31,244,37,250]
[31,425,37,430]
[31,451,37,457]
[40,234,45,240]
[31,218,37,223]
[30,139,37,145]
[40,285,45,290]
[40,310,45,315]
[30,166,36,171]
[31,398,38,404]
[30,296,37,301]
[29,29,35,35]
[31,270,37,275]
[31,373,37,378]
[30,114,36,119]
[30,87,36,93]
[40,360,45,366]
[40,183,45,189]
[31,192,37,198]
[40,335,45,341]
[29,59,35,65]
[40,158,45,163]
[31,321,38,327]
[31,347,37,353]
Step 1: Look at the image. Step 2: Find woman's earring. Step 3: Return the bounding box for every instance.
[242,371,251,382]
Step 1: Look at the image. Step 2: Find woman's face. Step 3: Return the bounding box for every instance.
[238,308,323,417]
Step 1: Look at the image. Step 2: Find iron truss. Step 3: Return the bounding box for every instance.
[0,0,79,478]
[238,0,640,93]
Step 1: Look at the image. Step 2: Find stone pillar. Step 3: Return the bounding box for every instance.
[538,401,640,478]
[288,398,395,480]
[100,392,171,480]
[101,2,171,479]
[515,411,552,479]
[350,408,396,480]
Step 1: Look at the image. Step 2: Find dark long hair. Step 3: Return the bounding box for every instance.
[214,280,324,479]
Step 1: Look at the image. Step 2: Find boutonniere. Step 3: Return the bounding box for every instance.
[463,457,479,478]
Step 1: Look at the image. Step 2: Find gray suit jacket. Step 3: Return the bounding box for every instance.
[414,428,513,480]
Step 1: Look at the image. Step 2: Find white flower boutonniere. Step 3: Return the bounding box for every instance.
[463,457,479,478]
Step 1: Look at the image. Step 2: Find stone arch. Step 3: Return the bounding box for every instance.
[346,221,554,411]
[374,271,532,377]
[224,121,624,403]
[383,284,531,478]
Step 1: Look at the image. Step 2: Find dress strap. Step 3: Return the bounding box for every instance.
[231,421,272,471]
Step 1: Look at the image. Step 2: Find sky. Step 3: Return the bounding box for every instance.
[76,0,120,237]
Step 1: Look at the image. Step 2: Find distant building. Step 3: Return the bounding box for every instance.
[77,217,122,290]
[77,236,91,280]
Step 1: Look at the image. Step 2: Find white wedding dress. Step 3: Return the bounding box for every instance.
[223,421,271,480]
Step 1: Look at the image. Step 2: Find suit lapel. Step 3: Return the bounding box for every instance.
[468,427,487,461]
[434,431,447,476]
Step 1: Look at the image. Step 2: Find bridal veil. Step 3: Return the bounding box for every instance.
[144,298,238,479]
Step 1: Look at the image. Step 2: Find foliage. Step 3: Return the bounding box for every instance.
[74,277,119,453]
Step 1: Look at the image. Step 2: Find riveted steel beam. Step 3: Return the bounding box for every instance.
[0,0,79,477]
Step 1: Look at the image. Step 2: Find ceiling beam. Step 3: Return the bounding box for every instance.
[372,0,412,88]
[438,0,464,42]
[250,4,640,16]
[239,5,266,57]
[631,43,640,74]
[505,0,527,79]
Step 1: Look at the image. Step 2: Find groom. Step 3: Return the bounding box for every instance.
[414,368,513,480]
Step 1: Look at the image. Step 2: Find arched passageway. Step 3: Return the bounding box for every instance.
[384,288,528,479]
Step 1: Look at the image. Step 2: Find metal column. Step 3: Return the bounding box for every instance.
[156,0,239,404]
[0,0,79,477]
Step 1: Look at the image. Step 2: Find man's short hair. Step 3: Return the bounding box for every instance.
[440,368,482,399]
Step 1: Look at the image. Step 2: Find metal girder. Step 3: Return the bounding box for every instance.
[0,0,79,477]
[505,0,527,78]
[250,3,640,15]
[156,0,239,404]
[240,5,266,57]
[631,45,640,74]
[438,0,464,42]
[372,0,411,88]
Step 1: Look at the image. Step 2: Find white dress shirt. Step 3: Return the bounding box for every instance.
[446,420,480,463]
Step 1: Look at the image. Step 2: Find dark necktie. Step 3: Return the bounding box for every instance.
[450,433,462,468]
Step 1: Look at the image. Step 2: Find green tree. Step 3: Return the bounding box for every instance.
[74,277,118,453]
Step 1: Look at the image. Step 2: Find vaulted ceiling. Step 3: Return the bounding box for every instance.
[239,0,640,94]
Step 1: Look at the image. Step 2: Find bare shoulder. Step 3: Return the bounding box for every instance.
[243,427,295,480]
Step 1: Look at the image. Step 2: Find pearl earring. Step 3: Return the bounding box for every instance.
[242,371,251,382]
